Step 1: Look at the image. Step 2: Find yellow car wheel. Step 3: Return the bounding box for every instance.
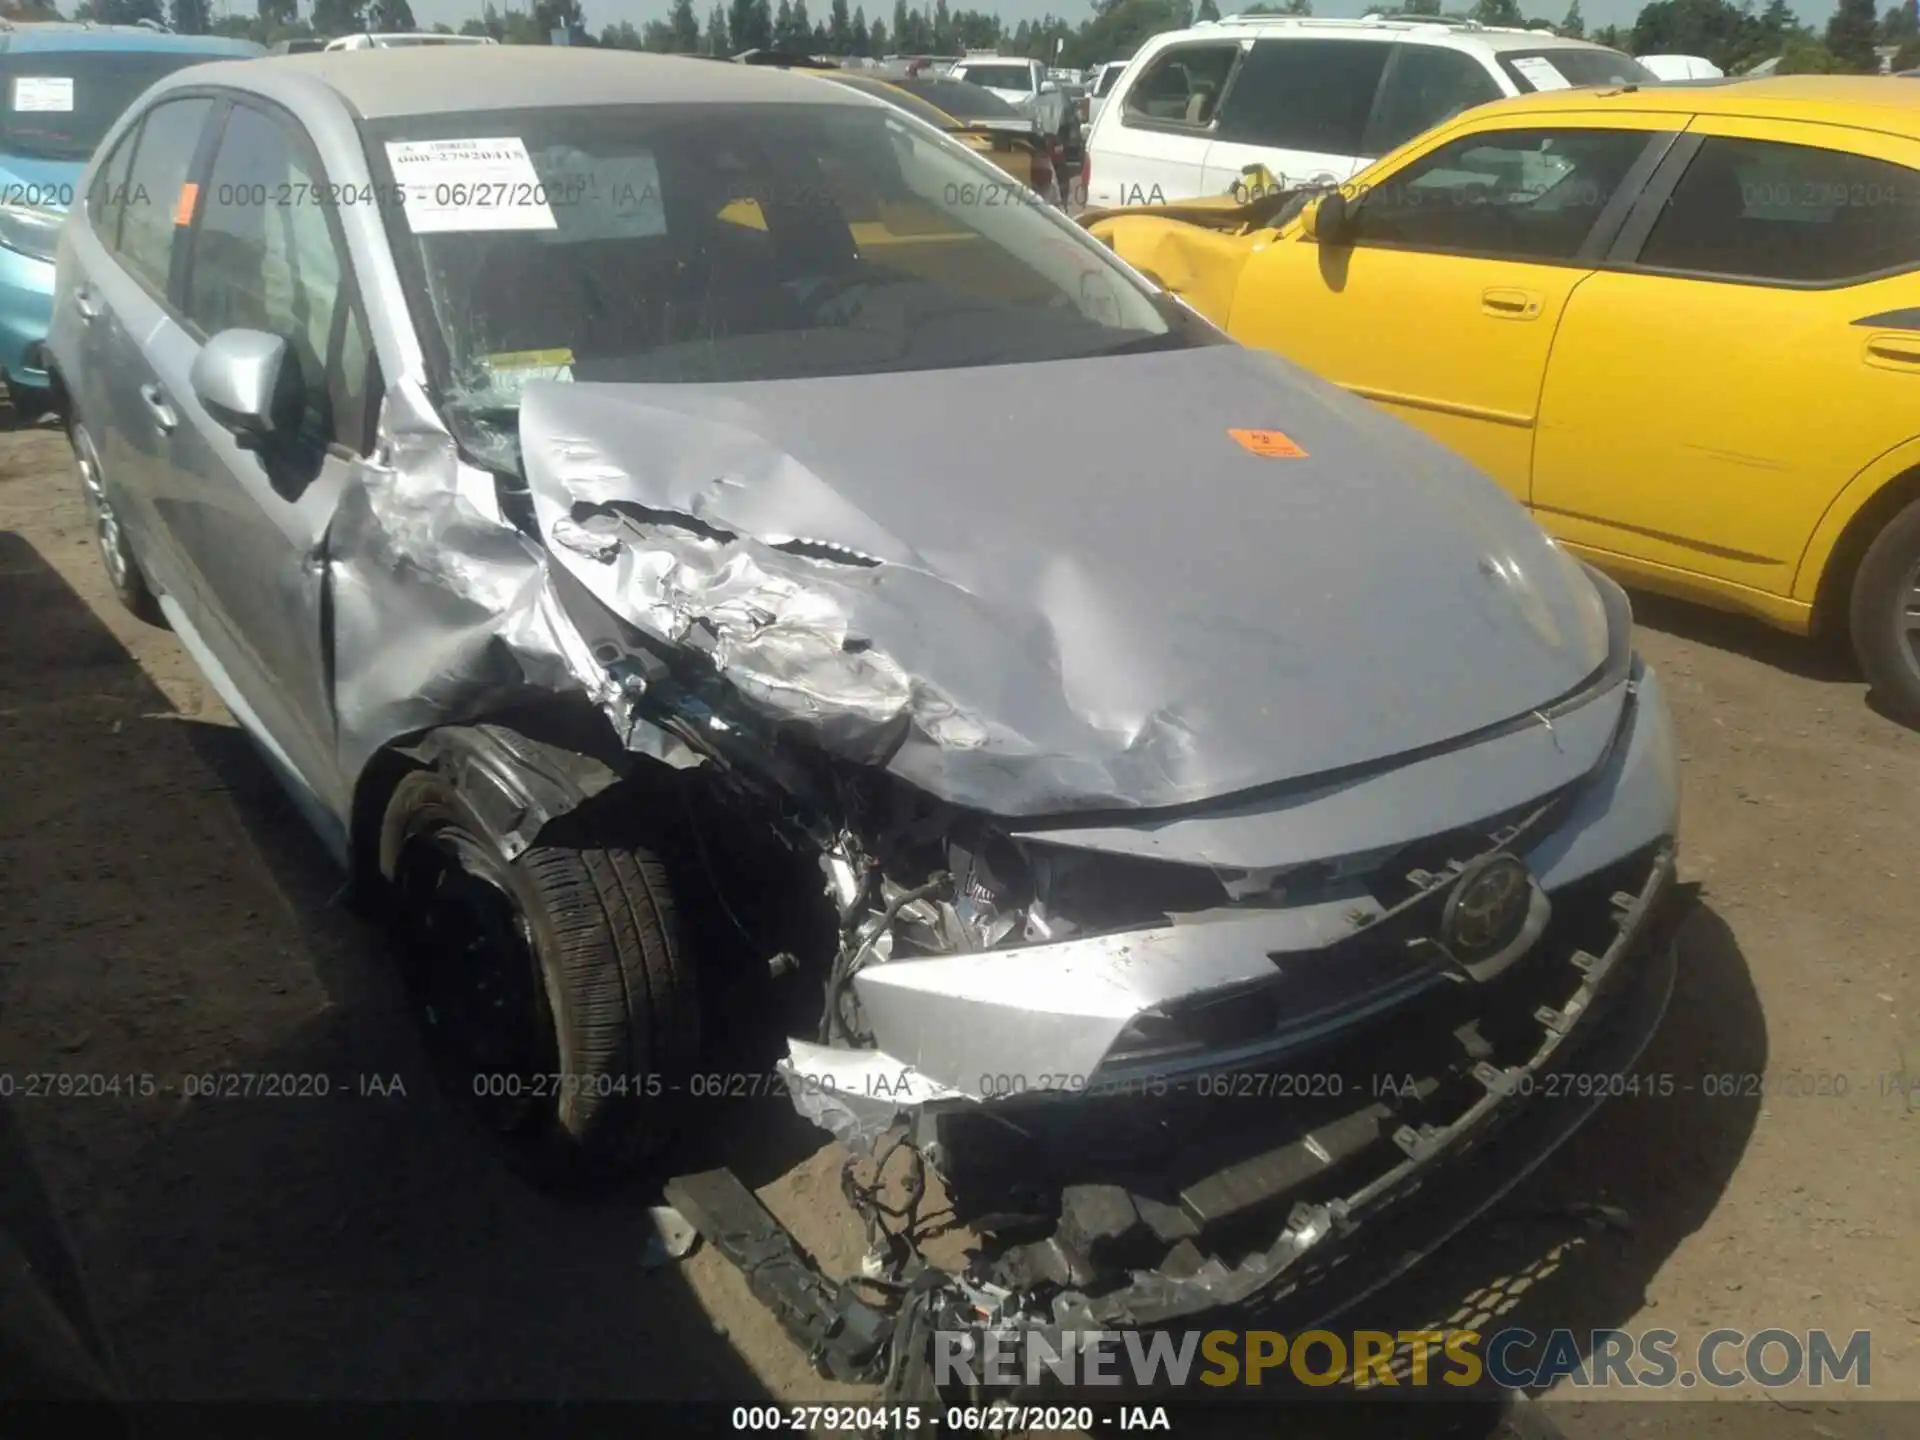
[1849,497,1920,726]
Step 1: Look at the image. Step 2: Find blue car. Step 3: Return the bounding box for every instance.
[0,22,260,410]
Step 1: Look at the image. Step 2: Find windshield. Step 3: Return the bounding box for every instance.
[954,64,1034,93]
[1497,48,1654,91]
[363,102,1201,460]
[895,77,1024,121]
[1093,64,1126,97]
[0,50,236,163]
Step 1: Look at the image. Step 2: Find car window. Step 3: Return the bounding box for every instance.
[1364,46,1503,158]
[894,77,1023,121]
[1634,136,1920,283]
[363,102,1207,470]
[1093,64,1125,99]
[1351,127,1653,262]
[0,50,239,164]
[116,96,214,298]
[183,104,375,453]
[85,124,140,249]
[1122,43,1240,128]
[953,64,1033,93]
[1214,39,1393,155]
[1495,48,1654,92]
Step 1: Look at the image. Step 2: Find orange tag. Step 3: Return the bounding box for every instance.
[173,182,199,226]
[1229,427,1308,459]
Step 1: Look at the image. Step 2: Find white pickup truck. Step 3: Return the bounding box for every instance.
[946,55,1073,143]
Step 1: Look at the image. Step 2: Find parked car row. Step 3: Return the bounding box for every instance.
[37,42,1681,1402]
[1088,72,1920,723]
[1083,15,1650,208]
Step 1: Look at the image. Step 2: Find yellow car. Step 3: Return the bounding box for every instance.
[1088,77,1920,721]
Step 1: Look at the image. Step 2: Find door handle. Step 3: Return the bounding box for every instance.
[1864,332,1920,370]
[1481,287,1542,319]
[72,287,101,322]
[138,382,177,434]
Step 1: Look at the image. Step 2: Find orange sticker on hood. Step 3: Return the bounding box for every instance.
[1229,427,1307,459]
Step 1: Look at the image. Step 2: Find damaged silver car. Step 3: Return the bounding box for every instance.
[48,47,1680,1386]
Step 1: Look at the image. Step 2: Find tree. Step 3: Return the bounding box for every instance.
[773,0,798,47]
[1880,0,1918,40]
[1284,0,1310,13]
[1589,21,1626,45]
[1630,0,1758,71]
[602,18,643,45]
[1896,34,1920,63]
[729,0,772,50]
[705,1,730,52]
[1196,0,1220,15]
[868,14,887,51]
[828,0,854,49]
[367,0,416,27]
[1469,0,1522,23]
[931,0,952,49]
[667,0,700,48]
[792,0,813,48]
[1558,0,1582,35]
[1827,0,1882,67]
[170,0,210,32]
[1779,32,1844,67]
[311,0,364,35]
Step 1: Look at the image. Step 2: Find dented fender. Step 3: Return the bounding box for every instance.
[1083,214,1260,329]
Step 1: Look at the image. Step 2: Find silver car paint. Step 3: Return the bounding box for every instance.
[48,56,1678,1116]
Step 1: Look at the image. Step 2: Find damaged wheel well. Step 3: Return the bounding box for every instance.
[347,698,686,896]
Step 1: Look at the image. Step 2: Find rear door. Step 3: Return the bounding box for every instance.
[1084,38,1242,207]
[1197,37,1395,196]
[71,93,218,614]
[1229,115,1678,503]
[1532,119,1920,598]
[158,96,381,813]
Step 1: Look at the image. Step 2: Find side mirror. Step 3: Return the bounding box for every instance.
[1301,189,1353,245]
[190,329,297,444]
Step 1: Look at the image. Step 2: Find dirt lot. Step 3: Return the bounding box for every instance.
[0,419,1914,1434]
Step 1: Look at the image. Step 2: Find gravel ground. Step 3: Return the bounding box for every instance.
[0,419,1913,1436]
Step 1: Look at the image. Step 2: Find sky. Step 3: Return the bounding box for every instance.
[289,0,1847,45]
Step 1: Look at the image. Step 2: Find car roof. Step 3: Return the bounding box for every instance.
[1165,16,1622,53]
[0,23,263,56]
[1451,73,1920,134]
[184,47,872,119]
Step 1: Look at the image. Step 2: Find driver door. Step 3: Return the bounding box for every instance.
[1228,115,1679,503]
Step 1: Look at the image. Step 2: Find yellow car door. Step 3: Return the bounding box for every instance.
[1229,114,1683,504]
[1531,116,1920,611]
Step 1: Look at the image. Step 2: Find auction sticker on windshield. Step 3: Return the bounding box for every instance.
[385,137,558,233]
[11,77,74,113]
[1510,56,1572,91]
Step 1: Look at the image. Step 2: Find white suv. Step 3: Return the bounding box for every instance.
[1082,15,1652,209]
[947,55,1073,142]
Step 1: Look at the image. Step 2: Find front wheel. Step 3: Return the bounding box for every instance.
[382,768,699,1185]
[1849,495,1920,726]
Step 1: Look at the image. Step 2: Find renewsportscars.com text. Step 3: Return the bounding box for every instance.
[935,1327,1872,1390]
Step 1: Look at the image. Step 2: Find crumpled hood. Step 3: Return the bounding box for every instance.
[519,344,1608,817]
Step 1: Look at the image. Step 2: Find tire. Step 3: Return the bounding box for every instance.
[70,421,164,628]
[383,767,699,1186]
[1848,495,1920,726]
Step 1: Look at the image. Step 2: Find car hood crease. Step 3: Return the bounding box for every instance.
[518,345,1608,817]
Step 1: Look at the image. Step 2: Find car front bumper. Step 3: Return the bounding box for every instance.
[0,248,55,395]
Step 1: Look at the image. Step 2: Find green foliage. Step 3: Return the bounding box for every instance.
[1779,32,1845,66]
[1825,0,1881,67]
[170,0,210,32]
[1560,0,1584,35]
[1898,34,1920,63]
[1470,0,1524,23]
